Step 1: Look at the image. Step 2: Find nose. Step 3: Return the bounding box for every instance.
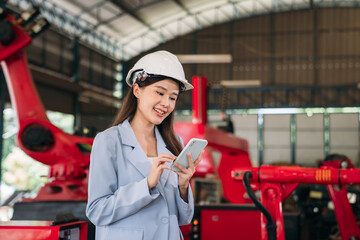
[160,95,170,107]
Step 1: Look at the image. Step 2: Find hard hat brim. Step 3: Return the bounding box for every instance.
[126,68,193,91]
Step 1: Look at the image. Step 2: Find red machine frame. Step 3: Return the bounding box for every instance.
[232,158,360,240]
[0,10,93,202]
[0,220,88,240]
[174,76,253,203]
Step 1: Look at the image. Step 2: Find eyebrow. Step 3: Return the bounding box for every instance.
[155,86,179,96]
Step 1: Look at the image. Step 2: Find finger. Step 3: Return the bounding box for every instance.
[157,158,174,164]
[152,166,170,179]
[175,171,192,183]
[153,157,173,165]
[187,153,199,172]
[159,165,171,171]
[174,170,189,178]
[187,152,195,168]
[158,153,176,160]
[173,162,190,174]
[193,151,204,167]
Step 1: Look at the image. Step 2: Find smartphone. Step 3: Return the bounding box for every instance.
[171,138,208,172]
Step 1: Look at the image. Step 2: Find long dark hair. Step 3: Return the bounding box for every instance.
[112,78,183,155]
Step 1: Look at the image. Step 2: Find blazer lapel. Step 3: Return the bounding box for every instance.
[118,119,151,178]
[117,120,174,191]
[155,127,173,187]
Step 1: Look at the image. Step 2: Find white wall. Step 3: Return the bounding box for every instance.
[174,112,360,167]
[329,113,359,165]
[232,114,258,166]
[296,114,324,166]
[263,114,291,164]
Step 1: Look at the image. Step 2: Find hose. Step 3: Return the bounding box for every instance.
[243,171,277,240]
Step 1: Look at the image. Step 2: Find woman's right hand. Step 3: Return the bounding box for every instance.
[147,153,175,189]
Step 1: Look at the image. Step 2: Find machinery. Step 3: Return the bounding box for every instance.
[1,2,360,240]
[174,76,255,240]
[174,76,301,240]
[174,76,360,240]
[0,219,88,240]
[0,3,93,238]
[174,76,253,203]
[0,4,93,203]
[232,157,360,240]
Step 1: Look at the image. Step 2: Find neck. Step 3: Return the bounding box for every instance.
[130,114,156,138]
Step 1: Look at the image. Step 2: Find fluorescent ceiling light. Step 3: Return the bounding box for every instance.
[219,80,261,88]
[176,54,232,63]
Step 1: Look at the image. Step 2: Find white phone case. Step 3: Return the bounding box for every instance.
[171,138,208,172]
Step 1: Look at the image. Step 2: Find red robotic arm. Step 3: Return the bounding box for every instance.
[174,76,254,204]
[0,8,93,201]
[232,158,360,240]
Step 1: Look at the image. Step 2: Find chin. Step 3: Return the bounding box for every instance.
[152,116,168,125]
[148,117,162,125]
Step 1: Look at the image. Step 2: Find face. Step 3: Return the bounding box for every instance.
[133,79,180,126]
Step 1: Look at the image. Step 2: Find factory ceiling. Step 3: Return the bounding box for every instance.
[8,0,357,61]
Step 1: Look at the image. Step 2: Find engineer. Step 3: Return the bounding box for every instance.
[86,50,202,240]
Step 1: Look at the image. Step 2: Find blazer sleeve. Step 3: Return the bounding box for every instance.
[175,135,195,225]
[86,131,160,226]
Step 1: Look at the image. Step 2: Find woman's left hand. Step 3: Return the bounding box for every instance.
[173,151,204,190]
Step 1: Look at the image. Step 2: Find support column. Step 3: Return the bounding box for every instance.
[290,114,296,164]
[324,111,330,157]
[72,37,81,131]
[0,71,6,200]
[258,113,264,165]
[192,76,207,125]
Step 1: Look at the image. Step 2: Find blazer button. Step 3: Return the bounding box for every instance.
[161,217,169,224]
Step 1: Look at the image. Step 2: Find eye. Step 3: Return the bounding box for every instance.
[170,97,177,101]
[156,91,164,96]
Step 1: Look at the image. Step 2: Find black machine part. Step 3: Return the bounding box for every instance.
[243,171,277,240]
[20,123,55,152]
[51,212,79,226]
[0,20,14,45]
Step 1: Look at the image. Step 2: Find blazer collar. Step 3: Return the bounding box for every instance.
[155,126,168,156]
[117,117,172,186]
[117,118,137,147]
[117,117,171,155]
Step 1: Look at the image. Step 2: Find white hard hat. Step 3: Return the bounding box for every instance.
[125,50,193,91]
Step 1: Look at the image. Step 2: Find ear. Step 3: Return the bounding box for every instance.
[133,83,141,98]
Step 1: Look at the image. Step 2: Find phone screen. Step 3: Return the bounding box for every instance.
[171,138,208,172]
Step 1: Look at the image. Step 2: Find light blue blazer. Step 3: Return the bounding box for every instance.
[86,118,194,240]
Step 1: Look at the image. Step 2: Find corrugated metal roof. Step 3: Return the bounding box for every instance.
[8,0,360,61]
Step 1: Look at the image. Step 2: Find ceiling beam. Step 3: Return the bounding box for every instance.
[75,0,111,19]
[173,0,202,28]
[111,0,151,28]
[110,0,166,42]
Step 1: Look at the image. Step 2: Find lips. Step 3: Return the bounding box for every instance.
[153,107,166,115]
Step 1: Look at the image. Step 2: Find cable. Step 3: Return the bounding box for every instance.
[243,171,277,240]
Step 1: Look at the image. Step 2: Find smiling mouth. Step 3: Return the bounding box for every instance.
[154,108,166,115]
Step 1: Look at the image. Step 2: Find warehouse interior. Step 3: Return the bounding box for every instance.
[0,0,360,239]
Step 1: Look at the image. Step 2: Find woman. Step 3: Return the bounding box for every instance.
[86,50,202,240]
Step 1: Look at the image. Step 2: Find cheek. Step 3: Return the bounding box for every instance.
[138,99,149,111]
[169,101,176,111]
